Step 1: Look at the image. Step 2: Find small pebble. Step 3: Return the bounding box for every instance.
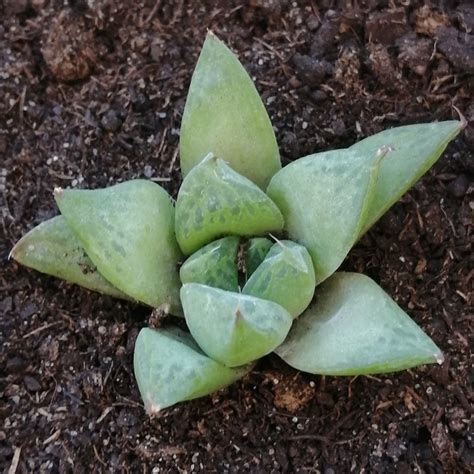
[6,356,26,374]
[447,174,470,198]
[24,375,42,392]
[310,90,328,103]
[101,109,122,132]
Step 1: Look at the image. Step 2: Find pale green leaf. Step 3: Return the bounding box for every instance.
[243,240,315,318]
[351,120,462,235]
[11,216,127,299]
[181,283,293,367]
[175,154,284,255]
[180,32,281,189]
[244,237,273,277]
[267,148,385,284]
[134,327,250,413]
[180,236,240,291]
[275,272,443,375]
[54,180,182,314]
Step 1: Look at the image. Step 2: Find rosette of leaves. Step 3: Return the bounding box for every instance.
[11,33,462,414]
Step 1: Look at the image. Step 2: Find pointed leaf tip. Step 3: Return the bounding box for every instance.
[11,216,128,299]
[53,187,64,198]
[54,180,182,314]
[351,120,462,235]
[134,327,250,412]
[267,148,383,284]
[180,33,281,189]
[276,272,443,375]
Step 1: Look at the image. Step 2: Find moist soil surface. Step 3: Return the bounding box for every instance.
[1,1,473,472]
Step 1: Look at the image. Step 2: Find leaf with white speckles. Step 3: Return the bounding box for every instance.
[275,272,443,375]
[267,148,385,285]
[243,240,315,319]
[134,327,250,413]
[244,237,273,277]
[54,180,182,314]
[180,236,240,291]
[11,216,127,299]
[351,121,462,236]
[175,154,284,255]
[181,283,293,367]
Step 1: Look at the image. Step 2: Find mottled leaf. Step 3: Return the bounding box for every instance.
[134,327,250,413]
[351,121,462,235]
[181,283,293,367]
[10,216,127,299]
[244,237,273,277]
[276,272,443,375]
[54,180,182,314]
[175,154,284,255]
[180,33,281,189]
[267,148,385,284]
[243,240,315,318]
[180,236,240,291]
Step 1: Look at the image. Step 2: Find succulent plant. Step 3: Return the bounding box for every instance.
[11,33,463,414]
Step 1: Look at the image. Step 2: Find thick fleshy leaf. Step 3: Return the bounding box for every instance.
[267,148,385,284]
[134,327,250,413]
[180,32,281,189]
[243,240,315,318]
[276,272,443,375]
[244,237,273,276]
[54,180,182,314]
[175,154,284,255]
[10,216,127,299]
[180,236,239,291]
[181,283,293,367]
[352,121,462,235]
[351,121,462,235]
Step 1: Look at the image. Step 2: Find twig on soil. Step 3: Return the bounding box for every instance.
[452,386,473,414]
[19,86,26,127]
[114,395,143,408]
[439,198,458,237]
[168,148,179,173]
[150,177,171,182]
[102,361,114,392]
[144,0,162,25]
[93,444,107,467]
[22,321,61,339]
[254,38,285,62]
[42,429,61,445]
[96,406,114,424]
[285,434,329,443]
[8,447,21,474]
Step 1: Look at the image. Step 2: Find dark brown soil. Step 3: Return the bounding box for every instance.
[1,1,473,472]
